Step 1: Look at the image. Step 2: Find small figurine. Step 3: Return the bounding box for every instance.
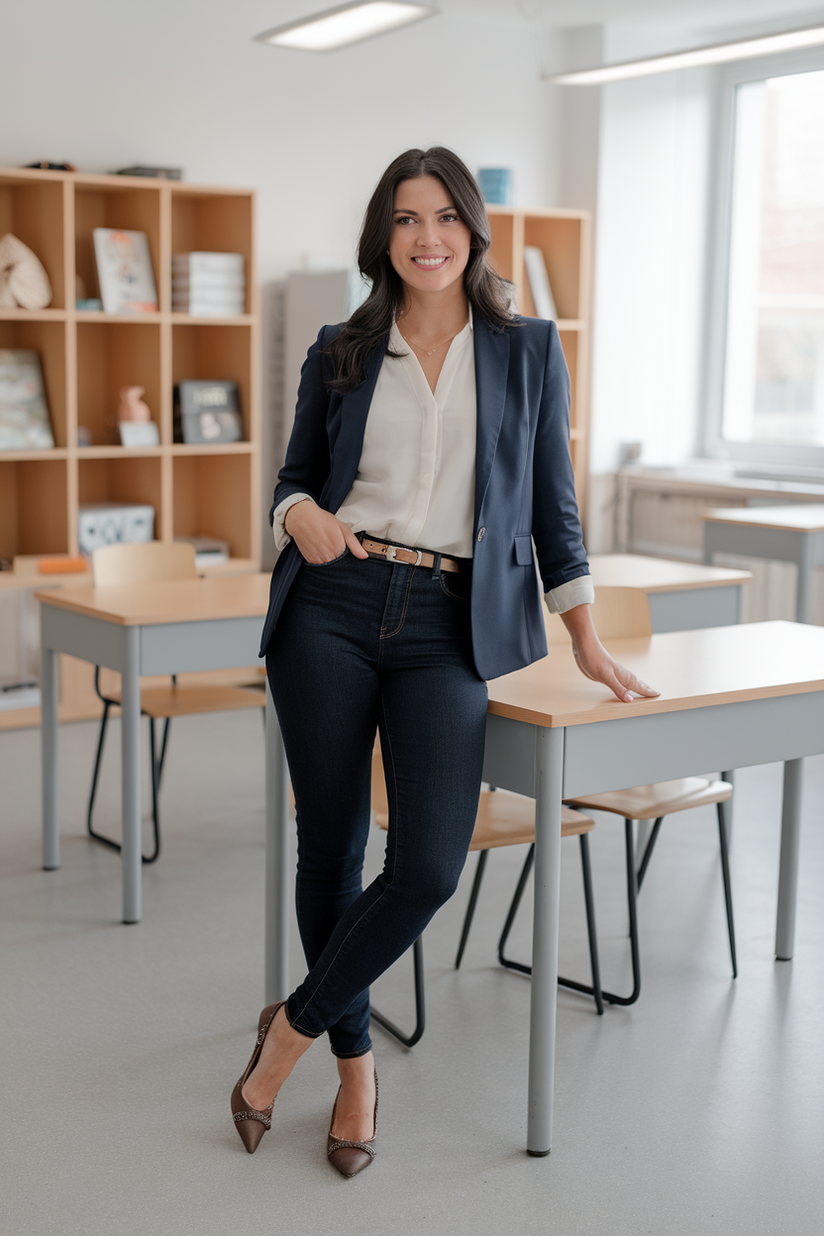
[118,386,151,422]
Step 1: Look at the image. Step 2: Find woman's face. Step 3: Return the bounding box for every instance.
[388,175,472,299]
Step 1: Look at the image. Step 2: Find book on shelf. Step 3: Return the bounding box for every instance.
[173,380,243,444]
[172,253,245,314]
[523,246,557,321]
[172,251,244,275]
[93,228,158,314]
[0,349,55,450]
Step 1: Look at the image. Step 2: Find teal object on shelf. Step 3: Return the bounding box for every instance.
[478,168,512,205]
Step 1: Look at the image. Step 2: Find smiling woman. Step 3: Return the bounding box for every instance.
[231,145,654,1181]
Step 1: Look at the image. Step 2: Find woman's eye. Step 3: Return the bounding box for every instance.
[439,214,459,223]
[395,216,415,225]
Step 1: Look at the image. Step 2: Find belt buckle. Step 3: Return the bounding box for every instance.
[385,543,422,566]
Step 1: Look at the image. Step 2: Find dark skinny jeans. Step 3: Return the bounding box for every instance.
[265,549,488,1057]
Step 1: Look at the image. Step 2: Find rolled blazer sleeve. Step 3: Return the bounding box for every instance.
[531,322,592,602]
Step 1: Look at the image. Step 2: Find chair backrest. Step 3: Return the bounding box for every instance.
[543,585,652,645]
[92,541,198,586]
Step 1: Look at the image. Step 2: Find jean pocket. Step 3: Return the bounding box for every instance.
[304,548,349,566]
[439,572,471,603]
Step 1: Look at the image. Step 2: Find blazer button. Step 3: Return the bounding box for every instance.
[477,527,485,543]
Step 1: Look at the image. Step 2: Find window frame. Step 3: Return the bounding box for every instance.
[704,44,824,468]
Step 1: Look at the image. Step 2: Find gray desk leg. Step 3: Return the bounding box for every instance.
[776,758,804,960]
[796,538,814,624]
[120,627,142,924]
[527,725,564,1157]
[41,644,60,871]
[265,681,290,1005]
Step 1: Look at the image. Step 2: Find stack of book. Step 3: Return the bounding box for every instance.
[172,252,245,316]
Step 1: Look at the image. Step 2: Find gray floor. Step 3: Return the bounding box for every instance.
[3,710,824,1236]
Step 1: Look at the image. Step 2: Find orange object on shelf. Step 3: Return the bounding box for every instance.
[38,556,88,574]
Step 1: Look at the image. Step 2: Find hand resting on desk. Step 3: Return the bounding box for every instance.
[560,603,660,704]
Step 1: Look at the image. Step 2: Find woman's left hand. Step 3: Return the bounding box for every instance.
[560,604,660,704]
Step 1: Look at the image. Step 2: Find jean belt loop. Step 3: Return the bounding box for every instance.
[431,553,442,581]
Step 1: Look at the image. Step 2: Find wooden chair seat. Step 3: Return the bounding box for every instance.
[373,788,594,849]
[566,777,732,821]
[104,682,265,719]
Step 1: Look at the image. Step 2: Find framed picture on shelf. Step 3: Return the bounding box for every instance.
[0,350,55,450]
[92,228,158,314]
[173,380,243,444]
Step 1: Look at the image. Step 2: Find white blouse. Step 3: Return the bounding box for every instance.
[273,314,593,615]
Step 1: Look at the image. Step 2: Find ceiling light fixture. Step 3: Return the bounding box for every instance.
[546,23,824,85]
[255,1,439,52]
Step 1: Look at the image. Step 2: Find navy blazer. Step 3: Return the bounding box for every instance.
[259,314,590,681]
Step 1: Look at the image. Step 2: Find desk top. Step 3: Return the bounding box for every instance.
[703,505,824,532]
[35,573,271,626]
[588,554,751,592]
[487,621,824,728]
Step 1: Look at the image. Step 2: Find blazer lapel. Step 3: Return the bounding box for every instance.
[473,317,510,522]
[325,335,388,511]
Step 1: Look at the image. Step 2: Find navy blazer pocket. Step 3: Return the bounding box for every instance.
[514,534,534,566]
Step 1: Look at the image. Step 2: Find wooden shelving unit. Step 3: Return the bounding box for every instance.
[0,167,260,729]
[486,206,591,519]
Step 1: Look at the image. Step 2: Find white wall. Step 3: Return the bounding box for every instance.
[4,1,561,281]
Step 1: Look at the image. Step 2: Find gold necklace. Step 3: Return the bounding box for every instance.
[399,321,467,357]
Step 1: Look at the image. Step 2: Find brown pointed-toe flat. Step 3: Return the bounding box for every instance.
[230,1000,286,1153]
[327,1071,378,1178]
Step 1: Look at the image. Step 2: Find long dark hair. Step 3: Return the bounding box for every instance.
[327,147,517,392]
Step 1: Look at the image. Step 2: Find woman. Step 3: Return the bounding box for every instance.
[232,147,656,1176]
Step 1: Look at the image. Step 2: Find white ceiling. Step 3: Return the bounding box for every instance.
[441,0,824,35]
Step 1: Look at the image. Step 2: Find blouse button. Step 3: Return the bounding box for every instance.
[477,527,485,542]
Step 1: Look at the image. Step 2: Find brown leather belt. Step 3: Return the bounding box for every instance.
[359,536,467,574]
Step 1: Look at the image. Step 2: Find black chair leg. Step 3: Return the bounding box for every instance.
[717,801,738,978]
[87,707,161,865]
[578,834,604,1015]
[370,936,426,1048]
[455,849,489,969]
[497,844,535,976]
[636,816,664,890]
[498,841,609,1012]
[87,700,114,848]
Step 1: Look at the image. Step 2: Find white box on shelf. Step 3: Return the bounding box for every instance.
[78,502,155,555]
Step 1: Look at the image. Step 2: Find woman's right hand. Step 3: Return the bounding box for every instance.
[284,500,369,564]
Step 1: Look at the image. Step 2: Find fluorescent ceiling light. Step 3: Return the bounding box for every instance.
[546,23,824,85]
[255,1,438,52]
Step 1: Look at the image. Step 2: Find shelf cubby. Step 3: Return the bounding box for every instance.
[74,182,162,309]
[77,454,163,537]
[173,452,252,559]
[0,458,68,559]
[76,320,162,447]
[0,166,259,726]
[0,173,67,309]
[172,322,252,440]
[171,190,254,315]
[0,317,68,447]
[487,206,591,518]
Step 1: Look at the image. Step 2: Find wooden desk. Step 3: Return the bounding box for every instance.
[703,505,824,623]
[36,576,290,944]
[589,554,751,631]
[475,621,824,1155]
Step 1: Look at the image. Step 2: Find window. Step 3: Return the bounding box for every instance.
[717,64,824,460]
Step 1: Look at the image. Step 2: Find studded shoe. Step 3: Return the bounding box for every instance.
[230,1000,287,1153]
[327,1070,379,1178]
